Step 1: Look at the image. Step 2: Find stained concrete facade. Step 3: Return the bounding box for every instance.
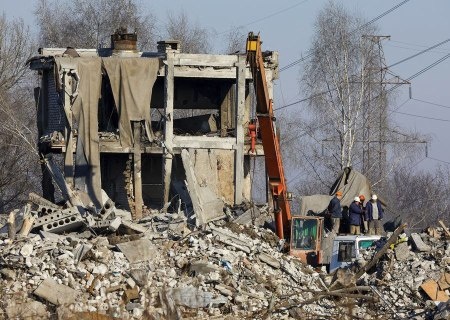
[29,33,278,220]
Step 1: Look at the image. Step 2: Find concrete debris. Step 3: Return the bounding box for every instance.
[34,278,79,305]
[1,194,449,319]
[411,233,432,252]
[116,239,156,263]
[181,149,225,226]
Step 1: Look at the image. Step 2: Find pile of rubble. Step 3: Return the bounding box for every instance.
[0,192,449,319]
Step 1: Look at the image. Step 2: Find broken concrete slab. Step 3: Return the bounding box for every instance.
[234,206,261,225]
[209,225,252,254]
[189,261,221,276]
[6,299,48,319]
[181,149,225,226]
[129,269,150,287]
[258,252,281,269]
[20,243,34,257]
[116,239,156,263]
[410,233,431,252]
[34,278,79,305]
[394,242,410,261]
[121,219,148,234]
[167,286,226,308]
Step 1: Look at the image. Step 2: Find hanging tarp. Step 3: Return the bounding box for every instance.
[297,167,374,216]
[102,58,160,148]
[55,57,103,208]
[330,167,372,207]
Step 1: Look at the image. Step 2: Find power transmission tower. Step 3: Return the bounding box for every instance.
[362,35,409,190]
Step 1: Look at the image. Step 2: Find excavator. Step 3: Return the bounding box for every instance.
[246,33,380,268]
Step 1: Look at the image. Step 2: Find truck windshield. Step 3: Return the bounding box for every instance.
[292,219,317,250]
[338,241,356,262]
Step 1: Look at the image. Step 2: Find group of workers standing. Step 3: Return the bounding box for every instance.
[329,191,384,235]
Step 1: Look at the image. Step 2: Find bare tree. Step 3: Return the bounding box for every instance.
[222,26,246,54]
[0,15,40,213]
[302,2,382,174]
[34,0,157,50]
[164,10,211,54]
[385,164,450,229]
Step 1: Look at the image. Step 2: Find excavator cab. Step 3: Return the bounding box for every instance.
[289,216,324,265]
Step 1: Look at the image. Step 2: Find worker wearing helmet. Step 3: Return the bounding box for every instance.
[349,196,363,235]
[328,191,343,234]
[366,194,384,235]
[359,195,368,234]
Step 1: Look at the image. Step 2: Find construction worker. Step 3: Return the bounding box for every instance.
[366,194,384,235]
[349,197,363,235]
[328,191,343,234]
[359,195,368,234]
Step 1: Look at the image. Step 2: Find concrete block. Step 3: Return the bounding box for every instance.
[123,287,139,303]
[394,242,410,261]
[258,252,281,269]
[41,214,84,234]
[117,239,156,263]
[410,233,431,252]
[121,220,148,234]
[234,206,261,225]
[189,261,220,276]
[34,278,78,305]
[20,243,34,257]
[33,208,79,229]
[98,199,115,221]
[209,225,252,254]
[108,217,122,232]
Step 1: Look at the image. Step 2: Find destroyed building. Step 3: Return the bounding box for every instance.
[29,29,279,222]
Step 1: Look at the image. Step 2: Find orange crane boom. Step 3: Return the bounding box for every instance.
[246,32,292,239]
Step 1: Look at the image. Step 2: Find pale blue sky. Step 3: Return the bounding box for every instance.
[2,0,449,170]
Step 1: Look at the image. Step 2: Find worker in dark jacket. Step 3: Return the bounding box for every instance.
[328,191,343,234]
[366,194,384,235]
[349,197,363,235]
[359,195,368,234]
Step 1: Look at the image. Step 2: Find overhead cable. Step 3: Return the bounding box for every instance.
[217,0,310,36]
[279,0,412,72]
[388,39,450,68]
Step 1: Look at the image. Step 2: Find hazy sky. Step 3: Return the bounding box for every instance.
[2,0,449,171]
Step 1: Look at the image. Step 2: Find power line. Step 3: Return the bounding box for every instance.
[279,0,412,72]
[411,98,450,109]
[276,42,450,111]
[386,43,450,55]
[388,39,450,68]
[427,156,450,165]
[217,0,310,36]
[391,39,450,50]
[393,111,450,122]
[388,53,450,93]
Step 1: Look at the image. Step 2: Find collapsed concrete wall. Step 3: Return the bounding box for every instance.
[28,29,279,223]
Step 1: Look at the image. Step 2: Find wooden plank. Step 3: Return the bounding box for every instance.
[420,279,449,302]
[438,220,450,238]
